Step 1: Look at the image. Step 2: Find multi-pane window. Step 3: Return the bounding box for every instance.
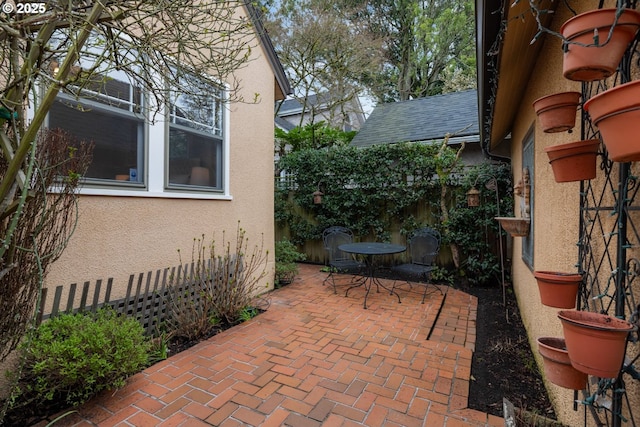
[46,61,228,196]
[168,73,224,191]
[48,70,145,184]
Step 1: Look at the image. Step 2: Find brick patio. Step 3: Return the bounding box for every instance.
[44,263,504,427]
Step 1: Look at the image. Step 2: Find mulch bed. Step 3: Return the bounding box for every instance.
[461,283,561,424]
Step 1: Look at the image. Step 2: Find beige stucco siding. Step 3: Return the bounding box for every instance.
[43,41,277,309]
[505,2,640,425]
[508,7,581,417]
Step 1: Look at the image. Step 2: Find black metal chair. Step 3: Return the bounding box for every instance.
[322,226,365,293]
[391,227,443,303]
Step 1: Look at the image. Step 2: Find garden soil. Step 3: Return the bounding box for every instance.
[462,283,560,423]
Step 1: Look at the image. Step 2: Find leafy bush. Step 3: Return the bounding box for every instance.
[275,239,306,286]
[275,122,355,156]
[8,309,150,413]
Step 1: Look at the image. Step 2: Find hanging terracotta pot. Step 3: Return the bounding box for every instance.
[533,271,581,309]
[544,139,600,183]
[561,8,640,81]
[537,337,587,390]
[533,92,581,133]
[584,80,640,162]
[558,310,636,378]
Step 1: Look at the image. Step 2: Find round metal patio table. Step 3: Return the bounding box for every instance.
[338,242,406,309]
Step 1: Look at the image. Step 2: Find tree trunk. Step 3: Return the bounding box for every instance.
[440,182,460,268]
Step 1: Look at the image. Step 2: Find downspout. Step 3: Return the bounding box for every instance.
[481,131,512,163]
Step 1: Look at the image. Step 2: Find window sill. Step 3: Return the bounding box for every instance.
[77,187,233,200]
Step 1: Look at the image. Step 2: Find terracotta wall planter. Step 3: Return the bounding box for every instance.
[558,310,636,378]
[561,8,640,81]
[533,92,581,133]
[495,217,530,237]
[537,337,587,390]
[533,271,581,309]
[544,139,599,183]
[584,79,640,162]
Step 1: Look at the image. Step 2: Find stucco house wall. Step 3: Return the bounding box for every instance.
[479,1,640,426]
[42,6,288,311]
[507,5,585,424]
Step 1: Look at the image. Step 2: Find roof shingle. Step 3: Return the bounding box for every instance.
[351,89,478,147]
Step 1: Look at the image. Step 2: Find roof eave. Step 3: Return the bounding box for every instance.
[476,0,557,150]
[244,1,292,101]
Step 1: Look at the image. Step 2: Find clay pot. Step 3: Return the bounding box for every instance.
[494,217,530,237]
[561,8,640,81]
[533,271,581,309]
[533,92,581,133]
[537,337,587,390]
[583,80,640,162]
[544,139,599,183]
[558,310,636,378]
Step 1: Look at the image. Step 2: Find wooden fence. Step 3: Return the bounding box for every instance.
[37,258,239,336]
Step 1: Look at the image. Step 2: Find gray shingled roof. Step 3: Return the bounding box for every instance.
[277,93,329,116]
[275,116,295,132]
[351,89,478,148]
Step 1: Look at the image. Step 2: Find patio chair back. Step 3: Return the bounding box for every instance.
[408,228,441,266]
[323,226,355,263]
[390,227,443,303]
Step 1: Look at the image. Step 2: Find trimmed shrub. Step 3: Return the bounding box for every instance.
[9,308,150,411]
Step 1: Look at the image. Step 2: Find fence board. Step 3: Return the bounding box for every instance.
[91,279,102,312]
[123,275,134,317]
[104,278,113,304]
[79,281,90,312]
[65,283,77,314]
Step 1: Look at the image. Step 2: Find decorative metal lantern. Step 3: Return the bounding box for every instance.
[466,187,480,207]
[313,190,324,204]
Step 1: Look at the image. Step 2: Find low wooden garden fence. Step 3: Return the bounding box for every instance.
[37,258,238,336]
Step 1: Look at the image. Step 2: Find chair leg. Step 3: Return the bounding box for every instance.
[392,275,442,304]
[420,274,443,304]
[421,285,428,304]
[391,279,412,296]
[322,270,338,294]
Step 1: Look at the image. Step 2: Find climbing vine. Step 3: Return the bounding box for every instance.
[277,143,442,241]
[276,142,513,286]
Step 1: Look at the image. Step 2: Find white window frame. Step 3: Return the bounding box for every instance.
[48,87,147,188]
[40,66,232,200]
[165,72,227,194]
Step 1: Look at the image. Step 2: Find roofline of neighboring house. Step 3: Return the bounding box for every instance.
[279,92,365,115]
[244,1,292,99]
[354,135,480,148]
[411,135,480,145]
[447,135,480,145]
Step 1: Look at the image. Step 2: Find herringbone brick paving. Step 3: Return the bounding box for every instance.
[46,263,503,426]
